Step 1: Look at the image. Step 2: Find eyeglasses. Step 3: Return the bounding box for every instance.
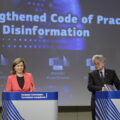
[94,62,101,66]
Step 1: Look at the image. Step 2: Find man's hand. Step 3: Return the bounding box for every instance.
[102,86,108,91]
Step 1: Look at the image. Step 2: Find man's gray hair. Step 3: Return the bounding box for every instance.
[92,54,106,63]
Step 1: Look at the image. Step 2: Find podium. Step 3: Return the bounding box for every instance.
[95,91,120,120]
[2,92,58,120]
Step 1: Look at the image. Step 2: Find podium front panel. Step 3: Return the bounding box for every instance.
[2,92,58,120]
[95,91,120,120]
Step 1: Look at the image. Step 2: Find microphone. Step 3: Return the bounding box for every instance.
[31,82,33,92]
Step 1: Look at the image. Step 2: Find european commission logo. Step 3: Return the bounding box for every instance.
[49,56,70,70]
[0,54,8,66]
[86,58,95,70]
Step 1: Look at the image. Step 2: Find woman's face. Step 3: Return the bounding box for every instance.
[14,62,24,74]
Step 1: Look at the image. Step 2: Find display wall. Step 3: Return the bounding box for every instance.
[0,0,120,106]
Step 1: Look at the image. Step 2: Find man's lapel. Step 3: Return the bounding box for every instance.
[95,70,104,84]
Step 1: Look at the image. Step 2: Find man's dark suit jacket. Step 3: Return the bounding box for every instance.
[88,69,120,119]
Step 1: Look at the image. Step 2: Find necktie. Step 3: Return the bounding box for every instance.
[100,72,104,82]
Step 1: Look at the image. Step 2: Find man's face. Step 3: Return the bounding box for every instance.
[93,59,105,71]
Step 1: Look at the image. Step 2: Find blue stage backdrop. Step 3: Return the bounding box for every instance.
[0,0,120,106]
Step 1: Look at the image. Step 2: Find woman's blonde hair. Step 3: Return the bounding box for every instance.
[11,58,26,74]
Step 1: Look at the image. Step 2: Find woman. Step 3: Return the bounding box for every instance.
[6,58,35,92]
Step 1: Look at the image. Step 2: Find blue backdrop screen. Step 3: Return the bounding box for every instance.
[0,0,120,106]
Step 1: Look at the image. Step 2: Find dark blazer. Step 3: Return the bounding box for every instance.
[88,69,120,119]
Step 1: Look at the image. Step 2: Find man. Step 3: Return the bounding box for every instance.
[87,54,120,120]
